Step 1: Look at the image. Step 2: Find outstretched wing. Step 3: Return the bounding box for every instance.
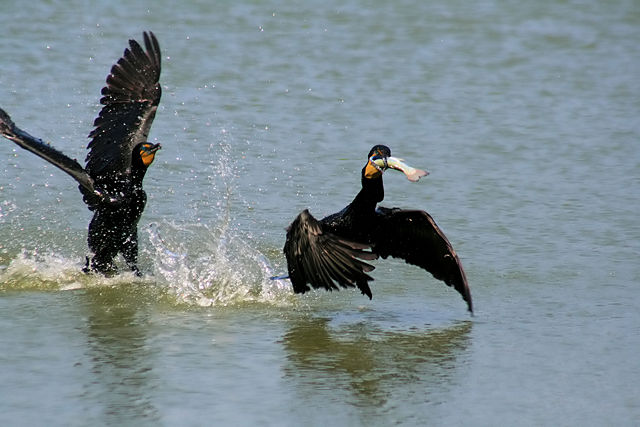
[0,107,98,197]
[284,209,379,298]
[86,31,162,179]
[373,207,473,312]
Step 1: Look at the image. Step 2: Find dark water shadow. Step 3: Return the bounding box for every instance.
[80,285,160,424]
[281,315,472,412]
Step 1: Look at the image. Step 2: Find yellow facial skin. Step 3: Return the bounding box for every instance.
[364,159,383,179]
[140,143,161,167]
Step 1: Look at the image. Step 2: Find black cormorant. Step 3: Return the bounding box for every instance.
[283,145,473,312]
[0,31,162,275]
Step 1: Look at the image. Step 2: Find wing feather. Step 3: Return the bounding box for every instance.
[374,207,473,312]
[85,31,162,179]
[0,108,98,199]
[284,209,378,298]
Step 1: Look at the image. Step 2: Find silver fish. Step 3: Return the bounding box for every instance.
[373,156,428,182]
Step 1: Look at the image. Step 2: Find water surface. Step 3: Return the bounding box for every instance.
[1,0,639,425]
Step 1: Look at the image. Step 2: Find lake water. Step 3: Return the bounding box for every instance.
[1,0,639,425]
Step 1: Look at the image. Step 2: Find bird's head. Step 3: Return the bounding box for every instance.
[364,145,392,179]
[363,145,428,182]
[135,142,162,168]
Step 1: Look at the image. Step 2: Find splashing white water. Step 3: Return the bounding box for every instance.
[0,138,295,306]
[0,249,144,291]
[143,138,294,307]
[0,228,294,308]
[146,221,293,307]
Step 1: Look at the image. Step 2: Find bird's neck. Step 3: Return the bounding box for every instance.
[130,166,148,189]
[350,171,384,212]
[320,171,384,241]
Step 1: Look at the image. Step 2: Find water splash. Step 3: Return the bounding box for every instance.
[0,136,295,306]
[143,137,295,307]
[0,249,145,292]
[0,228,294,307]
[0,249,83,291]
[146,221,293,307]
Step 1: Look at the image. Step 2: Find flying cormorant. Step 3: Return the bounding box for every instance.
[283,145,473,312]
[0,31,162,275]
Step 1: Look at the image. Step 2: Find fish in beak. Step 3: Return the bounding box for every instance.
[372,156,428,182]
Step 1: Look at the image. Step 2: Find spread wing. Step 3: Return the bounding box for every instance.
[0,107,98,197]
[86,31,162,179]
[373,207,473,312]
[284,209,379,298]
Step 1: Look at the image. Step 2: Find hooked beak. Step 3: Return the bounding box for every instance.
[148,143,162,153]
[372,156,428,182]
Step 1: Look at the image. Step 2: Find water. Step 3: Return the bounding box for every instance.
[1,0,639,425]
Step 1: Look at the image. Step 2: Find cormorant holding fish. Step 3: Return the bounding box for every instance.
[0,32,162,275]
[284,145,473,312]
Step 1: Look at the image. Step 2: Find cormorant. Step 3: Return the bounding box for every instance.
[283,145,473,312]
[0,31,162,275]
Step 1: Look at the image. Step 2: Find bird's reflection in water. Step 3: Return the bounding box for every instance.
[282,315,472,410]
[82,285,159,424]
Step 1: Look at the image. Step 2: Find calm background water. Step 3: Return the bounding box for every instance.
[1,0,639,425]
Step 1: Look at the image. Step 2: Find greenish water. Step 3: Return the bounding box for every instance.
[1,0,639,425]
